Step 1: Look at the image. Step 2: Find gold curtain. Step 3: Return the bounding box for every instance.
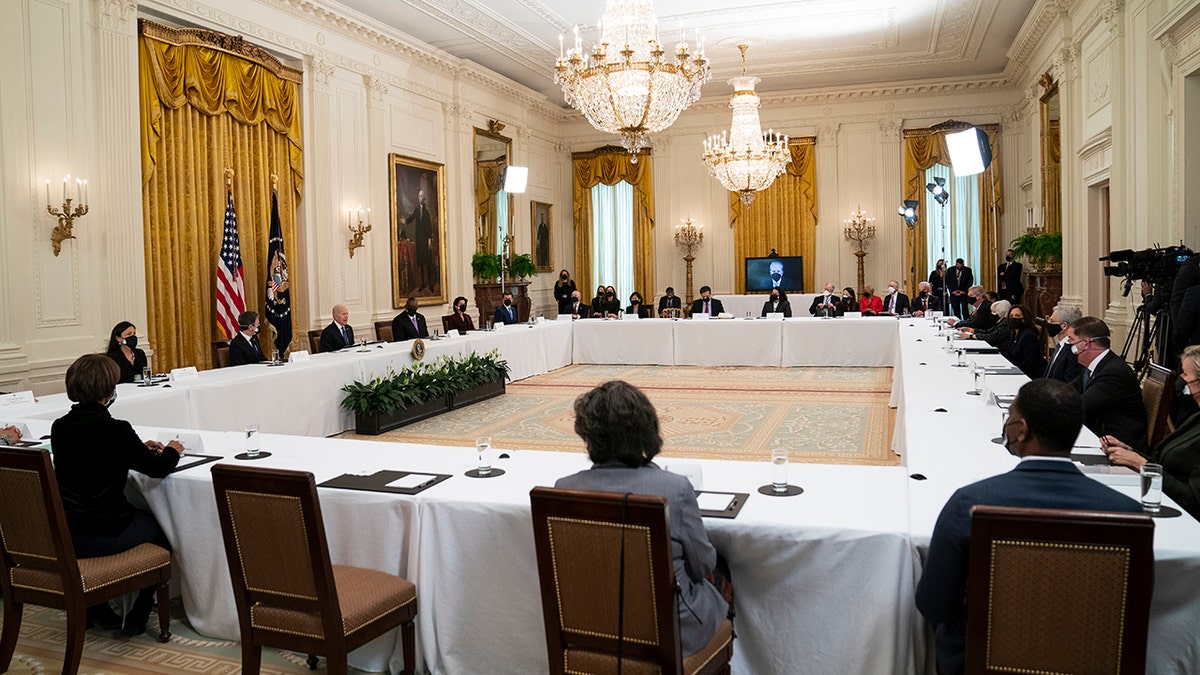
[1043,119,1061,233]
[474,157,507,253]
[730,138,817,293]
[139,20,303,371]
[572,147,655,296]
[902,123,1002,293]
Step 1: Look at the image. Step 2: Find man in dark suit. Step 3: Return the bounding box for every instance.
[319,304,355,352]
[565,290,589,319]
[997,248,1024,303]
[810,283,840,316]
[1043,305,1084,382]
[881,280,910,315]
[915,379,1142,675]
[690,286,724,317]
[1067,316,1148,452]
[657,287,682,316]
[392,296,429,341]
[228,311,267,366]
[945,258,974,320]
[493,291,519,325]
[947,286,996,331]
[764,260,795,291]
[911,281,941,316]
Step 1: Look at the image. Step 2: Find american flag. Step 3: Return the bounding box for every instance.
[215,190,246,339]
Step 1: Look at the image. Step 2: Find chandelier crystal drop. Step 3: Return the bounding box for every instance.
[555,0,711,155]
[702,44,790,204]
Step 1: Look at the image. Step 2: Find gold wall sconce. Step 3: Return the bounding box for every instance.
[348,205,372,258]
[45,174,89,256]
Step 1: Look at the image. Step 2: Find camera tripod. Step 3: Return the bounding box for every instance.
[1120,306,1171,374]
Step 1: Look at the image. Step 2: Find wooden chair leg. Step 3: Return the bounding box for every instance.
[0,598,22,671]
[324,645,348,675]
[240,641,262,675]
[401,619,416,675]
[306,653,319,670]
[155,583,171,643]
[61,606,88,675]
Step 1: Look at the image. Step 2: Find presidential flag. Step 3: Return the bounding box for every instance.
[215,189,246,340]
[264,188,292,354]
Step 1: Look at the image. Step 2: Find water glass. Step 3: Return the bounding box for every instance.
[972,364,986,394]
[270,349,280,364]
[770,448,789,493]
[141,366,152,384]
[476,436,496,475]
[956,349,965,366]
[1141,462,1164,513]
[245,425,261,458]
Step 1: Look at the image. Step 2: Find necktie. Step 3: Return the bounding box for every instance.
[889,295,895,312]
[704,300,710,314]
[411,315,419,332]
[252,336,262,356]
[341,324,349,345]
[509,306,514,321]
[1083,370,1092,389]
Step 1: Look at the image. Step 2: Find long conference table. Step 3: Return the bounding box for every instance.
[6,317,1200,674]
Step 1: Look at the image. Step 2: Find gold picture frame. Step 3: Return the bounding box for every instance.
[389,154,448,308]
[531,201,553,272]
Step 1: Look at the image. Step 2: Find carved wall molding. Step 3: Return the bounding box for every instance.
[816,123,840,145]
[878,118,902,143]
[365,73,388,108]
[138,18,304,82]
[97,0,138,32]
[1003,0,1075,83]
[308,54,334,94]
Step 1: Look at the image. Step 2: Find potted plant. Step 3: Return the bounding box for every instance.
[471,251,503,282]
[449,350,510,409]
[1009,230,1062,271]
[506,253,538,281]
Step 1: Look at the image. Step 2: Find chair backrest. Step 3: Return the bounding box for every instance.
[211,340,231,369]
[660,307,682,319]
[210,464,342,641]
[374,320,393,343]
[966,505,1155,675]
[1141,363,1175,448]
[307,329,323,354]
[529,486,684,675]
[0,446,82,598]
[441,314,454,334]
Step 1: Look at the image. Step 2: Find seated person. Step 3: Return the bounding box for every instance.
[229,311,267,366]
[761,289,792,317]
[911,281,942,316]
[657,287,682,316]
[319,304,355,352]
[838,287,858,315]
[1043,305,1084,382]
[809,283,840,317]
[915,379,1141,675]
[881,280,910,315]
[446,296,476,334]
[494,291,520,325]
[859,286,883,316]
[1103,343,1200,521]
[564,290,590,319]
[626,291,651,318]
[105,321,148,383]
[946,286,996,331]
[595,286,621,318]
[392,296,429,340]
[52,354,184,635]
[1066,316,1148,453]
[555,380,729,657]
[590,284,606,310]
[957,300,1011,348]
[690,286,724,317]
[1002,305,1046,378]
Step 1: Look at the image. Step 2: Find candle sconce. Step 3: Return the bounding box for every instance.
[348,205,372,258]
[46,175,89,256]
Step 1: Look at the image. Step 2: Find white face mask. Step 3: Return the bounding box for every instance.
[1070,342,1082,355]
[885,286,895,295]
[1185,384,1192,396]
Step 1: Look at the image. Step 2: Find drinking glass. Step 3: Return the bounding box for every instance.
[972,364,986,395]
[1141,462,1163,513]
[770,448,789,493]
[245,425,261,458]
[141,366,152,384]
[270,349,280,364]
[476,436,495,475]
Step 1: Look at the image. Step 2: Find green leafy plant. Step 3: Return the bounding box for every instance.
[1009,231,1063,271]
[340,351,510,415]
[471,252,503,282]
[506,253,538,280]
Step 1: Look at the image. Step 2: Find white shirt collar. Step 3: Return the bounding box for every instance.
[1086,348,1112,374]
[1019,455,1075,465]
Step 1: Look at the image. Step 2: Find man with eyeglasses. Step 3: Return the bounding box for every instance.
[1065,316,1148,454]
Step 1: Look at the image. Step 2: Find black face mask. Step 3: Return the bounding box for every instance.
[606,293,614,299]
[503,299,512,307]
[1046,323,1062,338]
[1005,256,1013,262]
[770,294,779,302]
[918,291,928,298]
[406,307,417,315]
[631,299,640,305]
[560,275,568,281]
[122,335,137,349]
[456,305,466,312]
[771,272,782,282]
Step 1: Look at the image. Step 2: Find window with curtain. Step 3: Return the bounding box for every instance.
[925,164,981,272]
[590,180,634,296]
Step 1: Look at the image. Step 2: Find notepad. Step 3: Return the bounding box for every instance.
[385,472,439,489]
[696,492,735,511]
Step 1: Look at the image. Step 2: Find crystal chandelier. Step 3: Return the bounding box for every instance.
[702,45,789,204]
[555,0,711,156]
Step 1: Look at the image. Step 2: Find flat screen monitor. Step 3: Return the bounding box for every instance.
[745,256,803,293]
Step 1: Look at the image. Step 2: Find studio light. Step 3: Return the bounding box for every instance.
[946,127,992,176]
[503,166,528,194]
[898,200,919,227]
[925,177,949,206]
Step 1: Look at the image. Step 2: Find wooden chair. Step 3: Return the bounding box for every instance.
[0,447,171,675]
[966,505,1155,675]
[307,329,323,354]
[660,307,682,319]
[211,464,417,675]
[1141,363,1175,448]
[212,339,231,368]
[374,320,394,343]
[441,314,455,334]
[529,487,733,675]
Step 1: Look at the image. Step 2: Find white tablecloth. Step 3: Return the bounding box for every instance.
[673,319,784,367]
[781,316,898,367]
[715,293,820,318]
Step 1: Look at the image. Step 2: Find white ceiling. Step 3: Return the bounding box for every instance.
[333,0,1038,105]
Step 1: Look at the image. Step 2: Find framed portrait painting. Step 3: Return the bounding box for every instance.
[389,153,447,308]
[531,201,553,272]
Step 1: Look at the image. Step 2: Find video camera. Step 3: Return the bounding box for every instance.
[1100,244,1194,296]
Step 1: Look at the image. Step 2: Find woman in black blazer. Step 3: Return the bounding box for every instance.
[1002,305,1046,378]
[446,296,476,334]
[105,321,148,384]
[553,269,577,313]
[626,291,652,318]
[51,354,182,634]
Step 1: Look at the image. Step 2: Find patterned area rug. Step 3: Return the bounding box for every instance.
[0,599,370,674]
[349,365,898,466]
